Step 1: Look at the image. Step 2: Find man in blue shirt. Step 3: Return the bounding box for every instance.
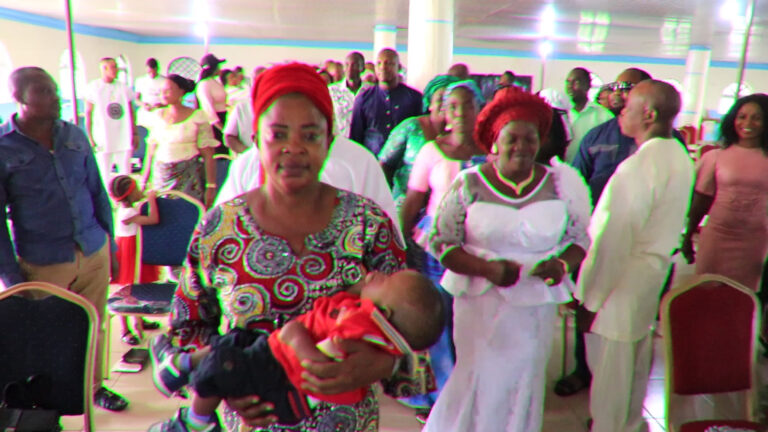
[0,67,128,411]
[349,48,423,155]
[573,68,686,204]
[572,68,653,205]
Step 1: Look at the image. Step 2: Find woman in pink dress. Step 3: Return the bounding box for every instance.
[682,94,768,291]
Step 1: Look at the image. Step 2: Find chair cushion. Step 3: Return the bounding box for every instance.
[107,283,177,314]
[680,420,761,431]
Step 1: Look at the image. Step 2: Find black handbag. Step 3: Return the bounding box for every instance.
[0,376,61,432]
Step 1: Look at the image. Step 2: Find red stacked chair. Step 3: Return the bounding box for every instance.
[660,274,762,432]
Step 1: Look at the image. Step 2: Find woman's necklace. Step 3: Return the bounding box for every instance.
[493,163,536,196]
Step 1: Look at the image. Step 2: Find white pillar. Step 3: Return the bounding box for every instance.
[406,0,455,92]
[679,46,711,128]
[373,24,399,60]
[373,0,399,60]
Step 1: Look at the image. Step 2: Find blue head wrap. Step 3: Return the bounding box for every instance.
[422,75,462,113]
[442,79,486,109]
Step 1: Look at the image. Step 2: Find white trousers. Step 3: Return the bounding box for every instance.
[586,331,653,432]
[95,150,132,185]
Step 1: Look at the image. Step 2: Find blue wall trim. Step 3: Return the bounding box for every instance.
[373,24,398,32]
[711,60,768,70]
[454,46,691,66]
[4,6,768,70]
[0,6,140,42]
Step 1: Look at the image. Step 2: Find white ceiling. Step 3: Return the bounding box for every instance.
[1,0,766,63]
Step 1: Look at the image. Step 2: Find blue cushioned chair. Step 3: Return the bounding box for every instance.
[105,190,203,375]
[0,282,98,432]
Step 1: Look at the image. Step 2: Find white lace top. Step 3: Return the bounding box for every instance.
[147,109,219,163]
[429,158,592,305]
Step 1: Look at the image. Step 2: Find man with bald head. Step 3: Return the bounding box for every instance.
[559,67,673,399]
[574,80,694,432]
[571,67,684,203]
[349,48,422,155]
[0,67,128,411]
[328,51,371,137]
[447,63,470,80]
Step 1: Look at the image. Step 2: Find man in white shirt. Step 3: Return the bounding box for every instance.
[327,52,370,138]
[222,100,254,154]
[222,67,267,154]
[575,80,694,432]
[216,135,401,240]
[564,67,614,163]
[85,57,137,182]
[134,57,165,128]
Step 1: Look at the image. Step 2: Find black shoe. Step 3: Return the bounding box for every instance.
[415,407,431,425]
[94,386,128,412]
[141,319,161,330]
[553,372,591,397]
[121,332,140,346]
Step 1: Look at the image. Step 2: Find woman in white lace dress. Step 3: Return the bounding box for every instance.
[423,87,592,432]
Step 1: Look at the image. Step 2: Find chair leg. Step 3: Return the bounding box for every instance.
[103,313,111,381]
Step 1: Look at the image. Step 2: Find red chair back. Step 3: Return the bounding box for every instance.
[680,125,697,146]
[661,275,758,396]
[698,144,718,159]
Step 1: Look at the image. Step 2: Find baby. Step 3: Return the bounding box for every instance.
[149,269,444,431]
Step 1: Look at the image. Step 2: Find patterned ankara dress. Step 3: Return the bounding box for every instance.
[168,190,430,432]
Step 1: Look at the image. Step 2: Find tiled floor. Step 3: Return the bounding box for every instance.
[59,258,739,432]
[59,314,669,432]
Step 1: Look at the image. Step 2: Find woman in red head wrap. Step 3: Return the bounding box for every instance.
[152,63,423,432]
[422,86,593,432]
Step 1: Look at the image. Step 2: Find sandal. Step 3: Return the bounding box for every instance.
[554,372,590,397]
[94,386,128,412]
[121,332,140,346]
[141,319,161,330]
[415,407,431,425]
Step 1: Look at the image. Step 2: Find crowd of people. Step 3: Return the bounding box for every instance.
[0,45,767,432]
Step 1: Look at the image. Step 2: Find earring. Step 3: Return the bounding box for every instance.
[491,143,498,154]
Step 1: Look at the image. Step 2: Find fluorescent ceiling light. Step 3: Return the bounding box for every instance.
[194,22,209,38]
[193,0,209,21]
[538,40,553,58]
[719,0,741,22]
[539,5,556,37]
